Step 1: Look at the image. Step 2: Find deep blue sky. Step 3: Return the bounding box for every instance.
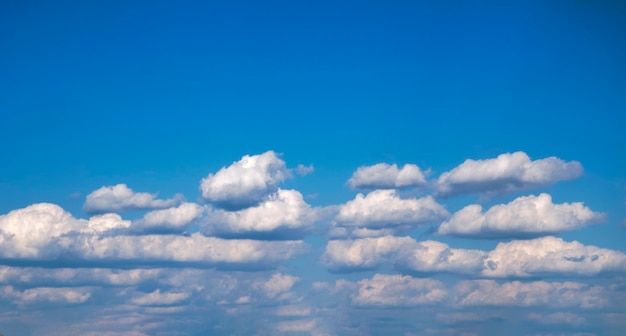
[1,1,625,335]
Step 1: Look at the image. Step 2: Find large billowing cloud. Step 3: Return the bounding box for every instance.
[0,203,304,267]
[454,280,607,308]
[199,151,291,210]
[483,236,626,277]
[436,152,583,197]
[347,163,427,189]
[438,193,604,238]
[203,189,320,238]
[335,190,448,230]
[321,236,485,274]
[84,184,182,213]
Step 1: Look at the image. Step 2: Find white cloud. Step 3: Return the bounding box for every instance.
[438,193,604,238]
[0,285,92,305]
[352,274,447,306]
[199,151,291,209]
[0,203,128,259]
[483,236,626,277]
[0,203,305,267]
[131,290,189,306]
[0,266,161,286]
[296,164,314,176]
[347,163,427,189]
[84,184,181,213]
[137,202,204,231]
[454,280,607,308]
[436,152,583,197]
[335,190,448,229]
[321,236,485,274]
[254,273,299,298]
[204,189,318,236]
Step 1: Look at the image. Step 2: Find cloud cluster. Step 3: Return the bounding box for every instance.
[347,163,427,189]
[84,184,181,213]
[438,193,604,238]
[436,152,583,197]
[351,274,447,306]
[0,202,304,266]
[322,235,626,277]
[199,151,291,210]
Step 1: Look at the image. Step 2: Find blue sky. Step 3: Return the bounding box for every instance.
[1,1,625,335]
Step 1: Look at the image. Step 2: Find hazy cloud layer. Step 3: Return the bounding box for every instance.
[84,184,182,213]
[436,152,583,197]
[347,163,427,189]
[454,280,607,308]
[199,151,291,210]
[438,193,604,238]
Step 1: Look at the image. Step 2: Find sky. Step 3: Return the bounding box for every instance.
[1,0,625,335]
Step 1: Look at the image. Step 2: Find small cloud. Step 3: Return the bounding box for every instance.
[83,184,182,213]
[296,164,314,176]
[347,163,427,190]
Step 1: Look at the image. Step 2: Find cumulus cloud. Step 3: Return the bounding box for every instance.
[84,184,182,213]
[0,266,161,286]
[204,189,319,238]
[436,152,583,197]
[454,280,607,308]
[136,202,204,232]
[321,236,485,274]
[335,190,448,230]
[0,203,305,267]
[351,274,447,306]
[483,236,626,277]
[438,193,604,238]
[199,151,291,210]
[347,163,427,189]
[322,235,626,277]
[0,203,129,259]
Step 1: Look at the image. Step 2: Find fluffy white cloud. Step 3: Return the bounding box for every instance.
[436,152,583,197]
[137,202,204,231]
[204,189,318,236]
[199,151,291,209]
[438,193,604,238]
[454,280,607,308]
[352,274,447,306]
[0,203,305,266]
[335,190,448,229]
[321,236,485,274]
[0,203,129,259]
[483,236,626,277]
[347,163,427,189]
[84,184,181,213]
